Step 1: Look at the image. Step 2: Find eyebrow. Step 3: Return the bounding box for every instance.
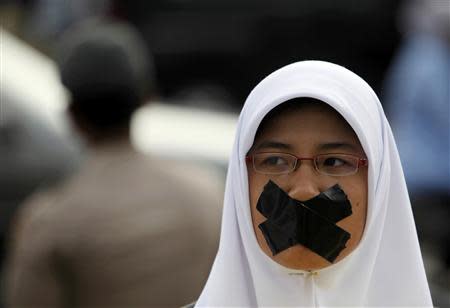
[253,140,361,153]
[317,142,360,153]
[254,141,293,151]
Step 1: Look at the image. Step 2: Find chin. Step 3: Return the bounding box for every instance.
[271,245,334,271]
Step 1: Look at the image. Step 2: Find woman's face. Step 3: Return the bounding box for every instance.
[247,102,368,270]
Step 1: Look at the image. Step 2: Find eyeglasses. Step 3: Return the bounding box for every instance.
[246,152,368,176]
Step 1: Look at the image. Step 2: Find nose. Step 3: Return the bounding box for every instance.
[284,161,322,201]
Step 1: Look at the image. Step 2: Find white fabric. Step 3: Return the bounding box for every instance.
[195,61,432,307]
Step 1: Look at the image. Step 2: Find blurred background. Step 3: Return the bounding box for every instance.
[1,0,448,306]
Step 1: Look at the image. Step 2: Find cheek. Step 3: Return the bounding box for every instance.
[247,169,279,259]
[247,168,269,227]
[336,174,368,245]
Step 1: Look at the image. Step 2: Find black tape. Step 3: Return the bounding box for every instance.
[256,180,352,263]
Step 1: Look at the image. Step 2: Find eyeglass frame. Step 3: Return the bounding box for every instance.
[245,152,368,176]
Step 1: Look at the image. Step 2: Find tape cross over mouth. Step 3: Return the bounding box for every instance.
[256,180,352,262]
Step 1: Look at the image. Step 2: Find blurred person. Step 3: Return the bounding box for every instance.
[195,61,432,307]
[3,18,221,308]
[383,0,450,269]
[382,1,449,304]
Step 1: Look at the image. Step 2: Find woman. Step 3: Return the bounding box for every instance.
[195,61,432,307]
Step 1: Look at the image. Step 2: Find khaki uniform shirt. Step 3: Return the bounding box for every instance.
[4,140,222,307]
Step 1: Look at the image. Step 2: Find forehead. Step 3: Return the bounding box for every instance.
[253,100,364,154]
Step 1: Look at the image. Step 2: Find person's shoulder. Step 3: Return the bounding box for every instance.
[16,187,62,226]
[150,158,223,233]
[8,187,67,254]
[159,158,224,211]
[158,159,223,194]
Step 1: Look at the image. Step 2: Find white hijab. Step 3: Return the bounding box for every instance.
[196,61,432,307]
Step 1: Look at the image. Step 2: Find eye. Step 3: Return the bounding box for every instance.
[323,157,347,167]
[261,155,289,166]
[252,153,295,174]
[317,154,360,176]
[318,154,358,170]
